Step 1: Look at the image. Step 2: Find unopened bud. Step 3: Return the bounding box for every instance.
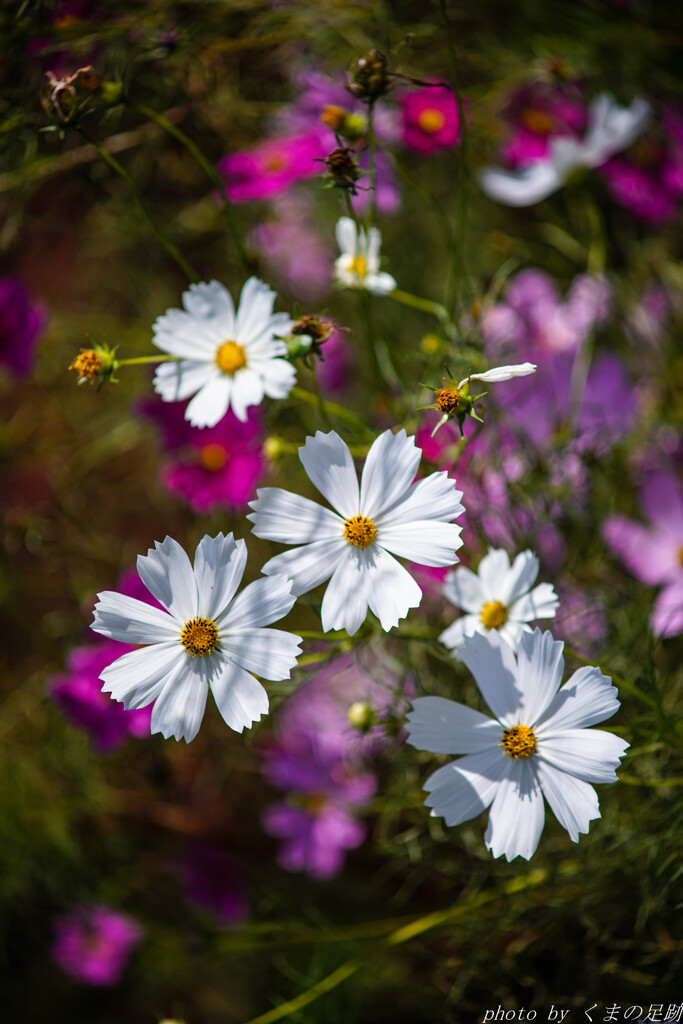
[345,49,392,102]
[347,701,376,731]
[263,436,285,461]
[68,344,116,386]
[322,146,363,194]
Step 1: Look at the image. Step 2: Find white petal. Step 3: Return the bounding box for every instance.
[210,657,269,732]
[321,548,371,635]
[365,546,423,631]
[185,374,233,427]
[193,533,247,622]
[406,696,502,754]
[260,539,347,596]
[223,627,301,680]
[498,620,530,651]
[257,357,297,399]
[99,641,180,709]
[536,760,600,842]
[515,628,565,725]
[472,548,510,602]
[247,488,344,544]
[468,363,537,384]
[299,431,359,518]
[366,272,396,295]
[509,582,559,624]
[535,665,621,733]
[136,537,199,623]
[379,471,464,527]
[478,161,564,207]
[153,360,214,403]
[229,367,264,421]
[424,748,509,827]
[443,567,485,613]
[359,429,421,519]
[247,313,292,357]
[182,280,236,335]
[378,520,463,567]
[485,760,545,861]
[456,631,522,726]
[335,216,357,256]
[235,277,276,342]
[221,574,296,631]
[153,310,219,356]
[439,615,478,650]
[536,729,629,784]
[150,658,209,742]
[92,591,180,644]
[499,550,539,605]
[366,226,382,270]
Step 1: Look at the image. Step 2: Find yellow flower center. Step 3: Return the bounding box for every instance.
[215,340,246,375]
[180,616,219,657]
[520,108,556,135]
[199,443,228,472]
[350,255,367,278]
[343,514,377,549]
[679,546,683,567]
[501,724,537,760]
[321,104,348,131]
[435,386,460,414]
[480,600,508,630]
[69,349,102,380]
[263,153,286,172]
[417,108,446,133]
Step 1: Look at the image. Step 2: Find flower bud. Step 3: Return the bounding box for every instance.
[345,49,392,102]
[347,701,377,731]
[68,344,117,387]
[323,147,363,193]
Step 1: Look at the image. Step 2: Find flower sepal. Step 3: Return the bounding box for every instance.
[68,342,118,389]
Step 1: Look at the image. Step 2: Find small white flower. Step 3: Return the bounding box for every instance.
[247,429,464,636]
[406,628,629,861]
[440,548,559,652]
[152,278,296,427]
[479,94,650,207]
[334,217,396,295]
[464,362,537,385]
[91,534,302,741]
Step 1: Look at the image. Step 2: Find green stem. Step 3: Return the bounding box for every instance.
[74,126,199,282]
[308,361,332,430]
[366,98,377,228]
[130,101,251,274]
[563,647,658,710]
[389,288,450,323]
[290,386,374,437]
[114,354,180,367]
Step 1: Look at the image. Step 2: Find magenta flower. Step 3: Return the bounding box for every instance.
[401,84,464,155]
[218,132,323,203]
[315,327,355,393]
[262,732,376,880]
[498,80,586,169]
[599,104,683,223]
[179,843,249,925]
[140,398,264,514]
[0,277,47,377]
[49,644,152,753]
[604,470,683,638]
[51,905,142,986]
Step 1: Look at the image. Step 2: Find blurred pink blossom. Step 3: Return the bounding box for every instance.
[250,194,333,302]
[0,276,48,377]
[498,80,586,169]
[401,83,464,155]
[218,131,323,203]
[51,905,142,986]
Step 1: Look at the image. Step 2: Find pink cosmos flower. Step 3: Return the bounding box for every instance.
[599,104,683,223]
[498,80,586,169]
[0,276,48,377]
[140,398,264,515]
[401,84,464,155]
[51,905,142,986]
[603,470,683,638]
[218,132,323,203]
[249,193,333,302]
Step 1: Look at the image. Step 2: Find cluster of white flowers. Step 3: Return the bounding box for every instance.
[87,210,629,862]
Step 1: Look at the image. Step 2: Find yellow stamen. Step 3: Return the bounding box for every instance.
[215,340,246,375]
[343,514,377,549]
[351,255,367,278]
[501,724,537,759]
[263,153,286,172]
[417,108,446,133]
[480,600,508,630]
[520,108,555,134]
[69,349,102,380]
[180,616,219,657]
[435,386,460,414]
[321,104,348,131]
[199,443,228,472]
[679,546,683,567]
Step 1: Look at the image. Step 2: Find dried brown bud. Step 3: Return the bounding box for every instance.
[345,49,392,102]
[323,146,363,192]
[291,315,335,346]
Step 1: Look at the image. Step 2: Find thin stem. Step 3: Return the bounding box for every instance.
[389,288,451,323]
[366,98,377,228]
[74,126,199,283]
[290,386,374,437]
[130,101,252,275]
[308,361,332,430]
[114,354,179,367]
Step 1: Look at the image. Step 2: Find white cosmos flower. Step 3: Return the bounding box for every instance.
[479,94,650,207]
[91,534,302,742]
[406,628,629,861]
[334,217,396,295]
[247,429,464,636]
[464,362,537,385]
[440,548,559,652]
[152,278,296,427]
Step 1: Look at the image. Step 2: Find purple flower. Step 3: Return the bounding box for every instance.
[140,399,264,514]
[218,131,323,203]
[553,584,608,653]
[49,643,152,753]
[401,84,465,156]
[250,194,333,302]
[179,844,249,925]
[51,905,142,986]
[626,283,677,348]
[262,732,375,880]
[315,328,355,393]
[0,277,47,377]
[599,103,683,223]
[497,80,587,169]
[604,470,683,637]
